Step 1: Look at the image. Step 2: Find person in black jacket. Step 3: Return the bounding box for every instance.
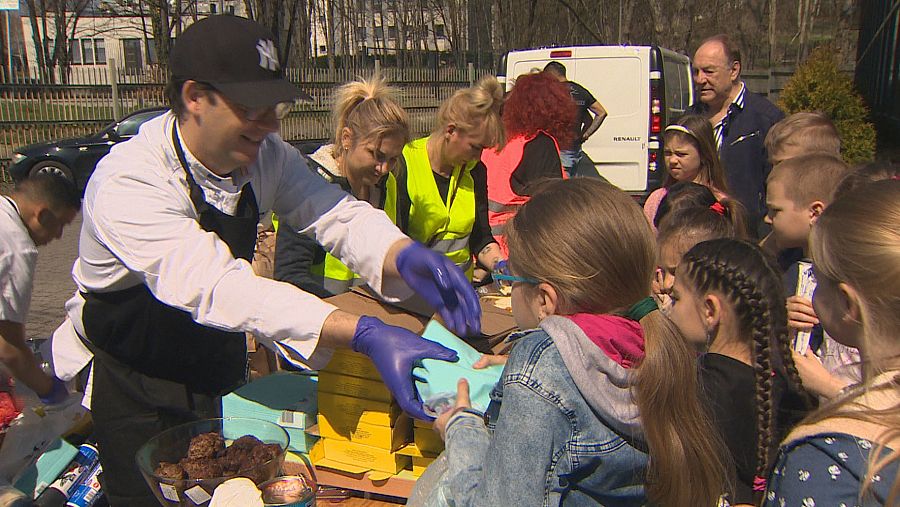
[689,34,784,236]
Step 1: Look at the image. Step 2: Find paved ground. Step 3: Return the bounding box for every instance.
[27,214,82,340]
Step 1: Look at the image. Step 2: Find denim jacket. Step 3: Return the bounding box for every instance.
[420,315,649,506]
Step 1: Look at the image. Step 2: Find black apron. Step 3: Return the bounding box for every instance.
[81,125,259,396]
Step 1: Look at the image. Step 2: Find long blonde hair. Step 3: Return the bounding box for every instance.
[432,75,505,148]
[330,74,410,160]
[806,180,900,504]
[505,179,729,506]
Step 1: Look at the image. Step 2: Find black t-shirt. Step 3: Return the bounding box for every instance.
[510,133,564,195]
[394,159,495,259]
[567,81,597,137]
[699,353,812,505]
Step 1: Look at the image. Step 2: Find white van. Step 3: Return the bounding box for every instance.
[498,46,694,199]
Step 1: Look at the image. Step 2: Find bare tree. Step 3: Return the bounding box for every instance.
[23,0,89,83]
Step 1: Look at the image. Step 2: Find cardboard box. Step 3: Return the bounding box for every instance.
[318,371,392,403]
[321,349,381,380]
[414,427,445,455]
[310,438,412,475]
[412,456,435,477]
[221,372,318,452]
[317,392,399,427]
[325,289,518,355]
[317,412,412,451]
[311,465,417,499]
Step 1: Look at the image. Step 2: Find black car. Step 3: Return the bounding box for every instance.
[9,107,167,193]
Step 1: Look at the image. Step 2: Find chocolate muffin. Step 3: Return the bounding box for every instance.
[180,458,224,480]
[230,435,263,450]
[155,461,186,480]
[187,432,225,460]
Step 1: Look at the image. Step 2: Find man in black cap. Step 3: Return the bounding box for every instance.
[52,15,479,505]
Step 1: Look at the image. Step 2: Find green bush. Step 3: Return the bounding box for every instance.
[779,46,877,164]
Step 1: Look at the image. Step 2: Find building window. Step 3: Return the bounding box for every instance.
[69,39,81,64]
[94,39,106,64]
[356,26,366,41]
[434,24,445,38]
[122,38,143,69]
[210,2,217,13]
[387,25,397,40]
[81,39,95,64]
[319,44,327,53]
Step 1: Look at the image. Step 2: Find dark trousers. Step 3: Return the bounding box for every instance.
[90,351,220,507]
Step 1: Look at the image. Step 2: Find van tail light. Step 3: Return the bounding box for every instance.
[650,115,662,133]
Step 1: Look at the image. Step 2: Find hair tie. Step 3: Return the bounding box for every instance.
[624,297,658,321]
[709,201,726,215]
[752,475,767,492]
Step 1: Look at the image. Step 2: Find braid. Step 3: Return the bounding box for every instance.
[682,239,802,498]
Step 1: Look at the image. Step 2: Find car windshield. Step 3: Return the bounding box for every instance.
[114,110,166,138]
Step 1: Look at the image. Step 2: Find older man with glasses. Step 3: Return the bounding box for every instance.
[49,15,479,506]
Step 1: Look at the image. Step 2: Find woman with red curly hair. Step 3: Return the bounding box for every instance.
[481,71,577,255]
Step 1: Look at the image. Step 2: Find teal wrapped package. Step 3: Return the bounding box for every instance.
[221,372,318,452]
[414,321,504,416]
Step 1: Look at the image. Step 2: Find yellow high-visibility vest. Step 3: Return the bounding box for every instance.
[402,136,475,279]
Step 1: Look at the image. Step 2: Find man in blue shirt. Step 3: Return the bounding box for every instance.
[688,34,784,236]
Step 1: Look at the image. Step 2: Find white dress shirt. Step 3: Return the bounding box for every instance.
[0,196,38,324]
[51,112,411,403]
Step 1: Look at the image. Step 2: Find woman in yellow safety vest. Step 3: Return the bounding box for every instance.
[394,76,506,282]
[274,75,410,297]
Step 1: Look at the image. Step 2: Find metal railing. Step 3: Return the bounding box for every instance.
[0,61,493,178]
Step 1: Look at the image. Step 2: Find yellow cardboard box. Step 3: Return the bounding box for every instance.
[317,392,399,427]
[312,438,412,475]
[322,349,381,380]
[412,456,435,477]
[414,427,445,455]
[319,370,392,403]
[317,411,412,451]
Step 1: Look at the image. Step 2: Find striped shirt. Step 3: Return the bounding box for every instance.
[713,82,747,149]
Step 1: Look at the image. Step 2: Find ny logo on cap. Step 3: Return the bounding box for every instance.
[256,39,279,71]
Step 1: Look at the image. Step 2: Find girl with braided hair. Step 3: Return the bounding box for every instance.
[668,238,812,505]
[765,180,900,506]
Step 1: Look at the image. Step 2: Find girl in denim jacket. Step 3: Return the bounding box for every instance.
[418,179,729,506]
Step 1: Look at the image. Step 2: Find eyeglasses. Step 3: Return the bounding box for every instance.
[229,99,295,121]
[492,273,539,290]
[207,85,295,121]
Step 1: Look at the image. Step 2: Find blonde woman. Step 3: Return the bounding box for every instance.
[274,75,409,297]
[394,76,506,281]
[764,180,900,505]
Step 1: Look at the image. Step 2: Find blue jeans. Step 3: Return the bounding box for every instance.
[559,146,582,178]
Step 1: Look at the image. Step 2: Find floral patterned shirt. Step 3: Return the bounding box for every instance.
[764,432,897,507]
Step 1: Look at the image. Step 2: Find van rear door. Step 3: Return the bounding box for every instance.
[503,47,650,194]
[573,47,650,193]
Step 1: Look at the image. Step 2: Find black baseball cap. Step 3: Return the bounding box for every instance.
[170,15,311,109]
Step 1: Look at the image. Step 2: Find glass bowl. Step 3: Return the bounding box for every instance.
[136,417,289,506]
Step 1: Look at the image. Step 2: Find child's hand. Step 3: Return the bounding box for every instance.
[792,349,850,399]
[473,354,507,369]
[786,296,819,331]
[434,378,472,441]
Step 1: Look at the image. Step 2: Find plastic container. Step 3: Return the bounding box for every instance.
[136,418,289,507]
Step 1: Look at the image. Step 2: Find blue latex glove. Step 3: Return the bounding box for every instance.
[395,242,482,336]
[352,316,459,420]
[39,377,69,405]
